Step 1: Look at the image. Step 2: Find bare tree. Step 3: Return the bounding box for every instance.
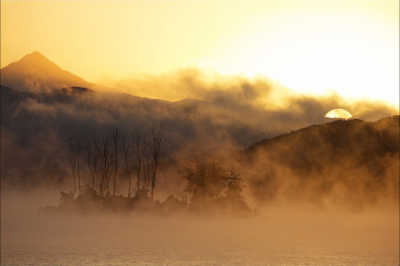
[99,135,114,196]
[92,138,100,189]
[69,138,77,195]
[110,128,121,195]
[131,129,147,192]
[76,140,83,195]
[68,125,165,200]
[85,138,100,190]
[149,125,165,200]
[143,148,152,192]
[122,136,132,197]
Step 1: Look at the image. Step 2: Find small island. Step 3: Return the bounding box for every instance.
[40,161,256,216]
[40,127,257,217]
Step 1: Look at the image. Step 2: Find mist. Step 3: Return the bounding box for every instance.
[108,68,398,116]
[1,69,398,209]
[2,67,399,265]
[2,188,398,266]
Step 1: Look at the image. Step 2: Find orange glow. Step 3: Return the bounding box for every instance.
[1,1,398,106]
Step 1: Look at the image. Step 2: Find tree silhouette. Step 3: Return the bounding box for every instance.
[131,129,148,196]
[181,162,245,202]
[85,139,99,190]
[92,138,100,188]
[67,125,165,199]
[149,124,165,200]
[76,140,83,195]
[225,169,246,200]
[122,136,133,197]
[99,135,114,196]
[69,138,77,195]
[69,138,83,195]
[110,128,121,195]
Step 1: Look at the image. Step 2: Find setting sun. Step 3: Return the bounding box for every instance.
[325,109,352,120]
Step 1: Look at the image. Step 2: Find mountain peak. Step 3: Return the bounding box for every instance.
[1,52,117,93]
[21,51,46,60]
[24,50,45,57]
[0,51,89,93]
[17,51,61,71]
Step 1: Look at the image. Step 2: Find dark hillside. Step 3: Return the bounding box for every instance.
[238,116,399,208]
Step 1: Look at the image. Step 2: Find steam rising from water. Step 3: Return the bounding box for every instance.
[2,190,398,266]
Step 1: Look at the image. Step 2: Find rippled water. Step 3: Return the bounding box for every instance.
[2,208,398,266]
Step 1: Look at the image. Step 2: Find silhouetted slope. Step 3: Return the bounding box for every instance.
[245,117,398,165]
[0,51,90,92]
[0,52,117,93]
[238,117,399,208]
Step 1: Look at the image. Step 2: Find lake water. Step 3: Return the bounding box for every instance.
[2,207,398,266]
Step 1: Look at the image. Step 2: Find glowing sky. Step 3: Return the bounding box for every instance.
[1,1,398,106]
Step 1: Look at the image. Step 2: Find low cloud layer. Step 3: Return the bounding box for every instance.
[110,68,398,116]
[1,69,398,210]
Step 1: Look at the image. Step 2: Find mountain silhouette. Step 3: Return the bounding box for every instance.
[0,51,115,93]
[1,82,397,209]
[1,53,398,209]
[236,116,399,208]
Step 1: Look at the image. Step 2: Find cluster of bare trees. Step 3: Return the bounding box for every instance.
[69,125,165,200]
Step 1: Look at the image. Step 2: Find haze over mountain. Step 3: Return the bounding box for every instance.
[239,116,399,209]
[0,52,398,209]
[1,2,398,265]
[0,51,115,93]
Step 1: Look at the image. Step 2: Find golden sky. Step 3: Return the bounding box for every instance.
[1,1,398,106]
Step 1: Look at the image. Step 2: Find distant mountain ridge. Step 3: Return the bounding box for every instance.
[0,51,116,93]
[1,53,398,209]
[1,83,398,208]
[234,116,399,207]
[245,116,399,155]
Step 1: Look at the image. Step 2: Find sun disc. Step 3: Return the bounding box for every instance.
[325,108,352,120]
